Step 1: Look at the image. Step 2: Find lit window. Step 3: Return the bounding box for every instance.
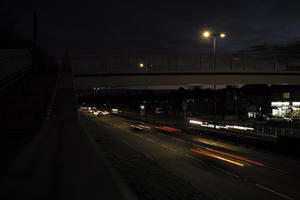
[283,92,290,99]
[248,112,256,118]
[272,109,279,116]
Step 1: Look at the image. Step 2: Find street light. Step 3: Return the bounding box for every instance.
[201,30,227,70]
[139,62,149,72]
[138,62,149,119]
[220,33,226,38]
[201,30,227,129]
[139,63,145,68]
[202,31,211,38]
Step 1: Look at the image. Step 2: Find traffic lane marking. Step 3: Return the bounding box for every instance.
[255,184,294,200]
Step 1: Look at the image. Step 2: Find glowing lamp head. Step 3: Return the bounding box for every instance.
[202,31,211,38]
[139,63,144,68]
[220,33,226,38]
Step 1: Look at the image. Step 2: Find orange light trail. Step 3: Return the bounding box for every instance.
[155,126,182,132]
[205,148,264,166]
[190,149,245,167]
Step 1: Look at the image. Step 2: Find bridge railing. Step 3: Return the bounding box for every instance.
[0,49,32,85]
[71,53,300,74]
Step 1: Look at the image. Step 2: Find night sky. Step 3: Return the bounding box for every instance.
[3,0,300,55]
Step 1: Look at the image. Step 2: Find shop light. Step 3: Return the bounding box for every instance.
[271,102,289,106]
[292,102,300,106]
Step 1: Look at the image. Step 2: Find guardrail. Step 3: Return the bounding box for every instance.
[188,118,297,140]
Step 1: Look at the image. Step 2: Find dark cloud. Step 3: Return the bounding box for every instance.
[3,0,300,55]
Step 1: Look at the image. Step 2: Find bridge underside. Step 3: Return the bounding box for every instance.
[74,72,300,88]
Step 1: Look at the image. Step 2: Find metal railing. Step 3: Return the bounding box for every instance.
[71,53,300,74]
[188,119,296,140]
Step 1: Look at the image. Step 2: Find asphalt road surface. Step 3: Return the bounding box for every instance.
[81,111,300,200]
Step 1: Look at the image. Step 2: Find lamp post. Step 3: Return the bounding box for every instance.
[139,62,148,120]
[202,31,226,70]
[202,31,226,128]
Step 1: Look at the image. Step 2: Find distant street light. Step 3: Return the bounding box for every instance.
[138,62,148,120]
[139,63,145,68]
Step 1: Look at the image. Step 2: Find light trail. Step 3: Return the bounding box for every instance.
[155,126,182,132]
[205,148,264,166]
[191,149,245,167]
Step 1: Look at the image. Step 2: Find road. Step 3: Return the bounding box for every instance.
[81,111,300,200]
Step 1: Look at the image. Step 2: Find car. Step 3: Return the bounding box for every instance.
[99,110,110,116]
[129,121,151,131]
[256,114,270,121]
[93,111,100,115]
[112,108,119,114]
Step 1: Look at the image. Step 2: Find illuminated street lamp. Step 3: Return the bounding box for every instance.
[201,30,227,70]
[201,30,227,129]
[139,63,145,68]
[138,62,148,119]
[202,31,211,38]
[220,33,226,38]
[139,62,149,72]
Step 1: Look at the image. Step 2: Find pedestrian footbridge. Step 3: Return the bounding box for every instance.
[71,53,300,87]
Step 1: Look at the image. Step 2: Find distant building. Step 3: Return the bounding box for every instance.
[270,85,300,119]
